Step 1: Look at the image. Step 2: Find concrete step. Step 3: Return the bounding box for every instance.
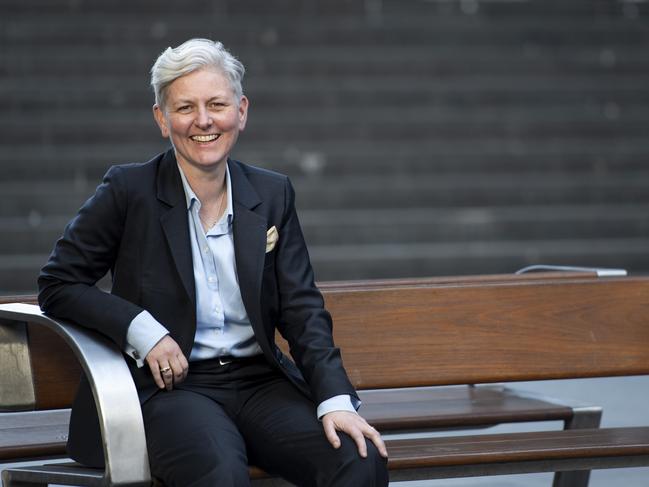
[0,0,369,15]
[4,75,649,112]
[0,216,69,255]
[3,19,649,52]
[1,138,648,181]
[299,205,649,245]
[0,254,47,294]
[2,110,646,144]
[2,0,646,17]
[5,45,649,77]
[1,173,647,218]
[247,74,649,96]
[7,103,649,127]
[3,205,648,254]
[4,14,649,48]
[307,237,649,281]
[290,173,649,209]
[2,107,648,147]
[297,172,649,206]
[3,75,649,111]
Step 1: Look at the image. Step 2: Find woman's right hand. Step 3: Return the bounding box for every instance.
[145,335,189,391]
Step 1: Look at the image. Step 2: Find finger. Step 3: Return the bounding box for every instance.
[350,429,368,458]
[159,363,174,391]
[179,352,189,370]
[169,357,184,383]
[366,426,388,458]
[178,353,189,380]
[322,417,342,449]
[148,359,165,389]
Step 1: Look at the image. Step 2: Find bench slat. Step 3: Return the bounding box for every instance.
[359,385,573,431]
[0,434,67,461]
[382,426,649,483]
[387,427,649,468]
[0,411,70,461]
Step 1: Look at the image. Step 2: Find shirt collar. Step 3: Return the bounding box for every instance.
[177,161,234,223]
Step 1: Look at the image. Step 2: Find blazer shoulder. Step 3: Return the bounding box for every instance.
[99,151,169,199]
[107,152,165,178]
[230,159,289,186]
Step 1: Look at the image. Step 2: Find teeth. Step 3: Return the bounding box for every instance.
[191,134,219,142]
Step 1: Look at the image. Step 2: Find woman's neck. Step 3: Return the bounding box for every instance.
[179,159,227,205]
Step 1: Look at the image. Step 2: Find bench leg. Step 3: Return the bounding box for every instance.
[552,405,602,487]
[553,470,591,487]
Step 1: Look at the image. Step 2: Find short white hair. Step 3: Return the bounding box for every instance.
[150,38,245,107]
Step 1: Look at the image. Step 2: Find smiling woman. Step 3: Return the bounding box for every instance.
[37,38,388,487]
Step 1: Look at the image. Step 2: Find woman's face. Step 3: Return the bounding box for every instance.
[153,68,248,173]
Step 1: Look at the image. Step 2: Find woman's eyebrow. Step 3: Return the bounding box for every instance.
[172,98,194,106]
[207,95,228,102]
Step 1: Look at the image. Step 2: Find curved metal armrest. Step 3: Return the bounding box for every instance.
[0,303,151,486]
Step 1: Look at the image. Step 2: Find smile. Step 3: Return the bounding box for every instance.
[190,134,220,143]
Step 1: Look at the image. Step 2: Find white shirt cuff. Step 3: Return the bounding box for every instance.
[316,394,360,419]
[125,310,169,368]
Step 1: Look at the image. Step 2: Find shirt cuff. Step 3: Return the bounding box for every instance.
[316,394,360,420]
[125,310,169,368]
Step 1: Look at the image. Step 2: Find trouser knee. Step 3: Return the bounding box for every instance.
[325,439,389,487]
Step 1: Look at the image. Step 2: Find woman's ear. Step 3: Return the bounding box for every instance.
[153,104,170,138]
[238,95,249,131]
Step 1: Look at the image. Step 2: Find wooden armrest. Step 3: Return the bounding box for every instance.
[0,303,151,486]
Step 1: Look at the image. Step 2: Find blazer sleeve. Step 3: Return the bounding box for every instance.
[38,165,144,349]
[274,177,358,405]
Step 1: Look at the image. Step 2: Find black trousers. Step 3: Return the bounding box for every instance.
[141,356,388,487]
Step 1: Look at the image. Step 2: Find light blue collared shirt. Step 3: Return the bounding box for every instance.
[179,163,262,360]
[124,162,355,417]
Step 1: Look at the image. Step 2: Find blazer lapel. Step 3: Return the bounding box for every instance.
[156,150,196,303]
[229,160,271,348]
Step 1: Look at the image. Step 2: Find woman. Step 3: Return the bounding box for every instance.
[38,38,388,487]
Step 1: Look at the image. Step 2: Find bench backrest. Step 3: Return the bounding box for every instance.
[325,276,649,389]
[3,271,642,412]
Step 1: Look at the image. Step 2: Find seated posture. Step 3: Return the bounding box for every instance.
[38,38,388,487]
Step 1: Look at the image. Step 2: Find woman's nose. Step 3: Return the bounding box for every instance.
[195,108,213,128]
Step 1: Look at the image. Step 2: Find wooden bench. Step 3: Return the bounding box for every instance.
[0,272,601,461]
[2,273,649,485]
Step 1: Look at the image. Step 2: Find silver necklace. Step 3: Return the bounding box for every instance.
[199,188,226,229]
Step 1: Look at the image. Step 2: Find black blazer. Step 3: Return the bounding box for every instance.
[38,149,357,466]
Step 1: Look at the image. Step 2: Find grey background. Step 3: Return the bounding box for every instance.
[2,0,649,291]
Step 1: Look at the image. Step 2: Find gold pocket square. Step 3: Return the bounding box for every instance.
[266,226,279,253]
